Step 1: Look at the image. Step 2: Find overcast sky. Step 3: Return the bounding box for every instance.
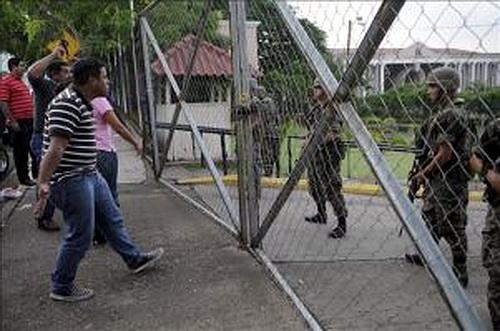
[291,1,500,53]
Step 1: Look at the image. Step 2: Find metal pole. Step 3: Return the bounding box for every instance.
[140,16,239,228]
[130,0,143,127]
[255,1,486,330]
[346,19,352,60]
[287,136,292,175]
[230,0,259,245]
[118,42,129,114]
[139,18,161,176]
[158,0,213,176]
[137,0,161,17]
[221,134,228,175]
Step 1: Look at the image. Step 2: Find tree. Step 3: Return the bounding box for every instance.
[145,1,227,49]
[0,0,229,62]
[0,1,32,59]
[242,0,339,119]
[0,0,139,60]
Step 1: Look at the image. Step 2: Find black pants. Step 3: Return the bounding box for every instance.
[307,140,348,219]
[10,119,35,183]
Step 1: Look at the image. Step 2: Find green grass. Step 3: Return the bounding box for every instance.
[175,121,416,181]
[342,149,413,180]
[280,122,414,181]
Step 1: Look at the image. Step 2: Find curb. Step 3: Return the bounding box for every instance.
[175,175,484,202]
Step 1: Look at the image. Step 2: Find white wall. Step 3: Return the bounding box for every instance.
[156,102,234,161]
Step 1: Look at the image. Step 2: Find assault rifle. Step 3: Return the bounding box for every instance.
[407,131,431,203]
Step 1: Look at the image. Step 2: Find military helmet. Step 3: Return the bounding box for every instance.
[426,66,460,91]
[313,78,322,88]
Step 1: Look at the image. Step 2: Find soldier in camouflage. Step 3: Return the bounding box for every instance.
[469,118,500,330]
[250,81,280,177]
[405,67,473,287]
[304,79,348,239]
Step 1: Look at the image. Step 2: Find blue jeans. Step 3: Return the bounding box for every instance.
[49,171,143,294]
[96,150,119,205]
[95,150,119,242]
[31,132,55,221]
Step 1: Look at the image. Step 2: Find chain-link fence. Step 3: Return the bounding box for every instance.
[111,1,500,329]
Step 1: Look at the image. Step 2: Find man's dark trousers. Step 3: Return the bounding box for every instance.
[10,119,35,183]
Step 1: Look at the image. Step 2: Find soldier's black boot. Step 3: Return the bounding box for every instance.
[305,213,327,224]
[453,263,468,288]
[329,217,346,238]
[404,253,424,266]
[459,274,469,288]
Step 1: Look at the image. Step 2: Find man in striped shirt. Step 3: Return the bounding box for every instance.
[0,57,36,185]
[35,58,163,303]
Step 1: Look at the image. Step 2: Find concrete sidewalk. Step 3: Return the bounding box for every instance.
[1,138,306,331]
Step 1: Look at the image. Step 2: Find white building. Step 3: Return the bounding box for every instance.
[331,42,500,93]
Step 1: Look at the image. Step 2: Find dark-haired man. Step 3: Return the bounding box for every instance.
[27,45,69,231]
[35,58,163,302]
[0,57,36,185]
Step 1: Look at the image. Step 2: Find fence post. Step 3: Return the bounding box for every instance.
[117,41,129,115]
[139,16,161,176]
[287,136,292,175]
[220,134,228,175]
[230,0,259,245]
[130,0,143,128]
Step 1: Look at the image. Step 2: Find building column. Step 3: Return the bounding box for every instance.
[495,62,500,86]
[380,63,385,92]
[458,62,464,90]
[471,61,476,84]
[483,61,488,86]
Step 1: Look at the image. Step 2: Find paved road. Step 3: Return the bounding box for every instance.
[1,138,306,331]
[180,179,492,330]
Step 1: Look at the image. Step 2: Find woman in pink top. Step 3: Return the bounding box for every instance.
[91,96,142,244]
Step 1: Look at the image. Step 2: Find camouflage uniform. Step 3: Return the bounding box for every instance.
[420,104,473,286]
[304,104,348,221]
[251,94,279,198]
[479,118,500,329]
[253,96,280,177]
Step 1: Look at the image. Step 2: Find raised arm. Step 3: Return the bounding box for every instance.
[27,45,66,80]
